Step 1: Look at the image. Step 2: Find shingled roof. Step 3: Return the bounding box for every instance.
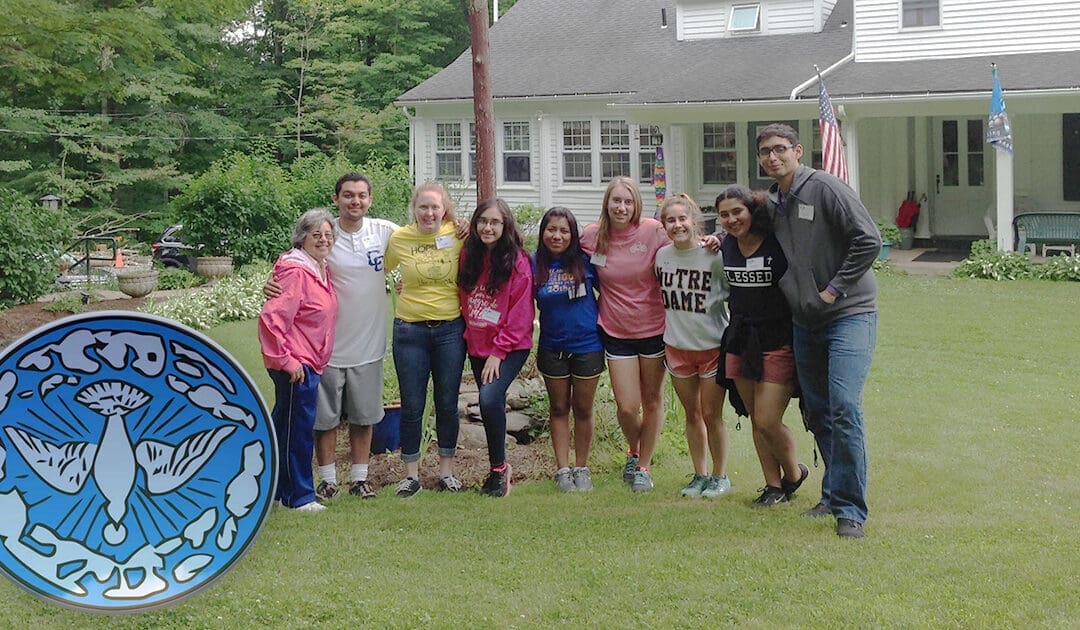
[398,0,853,104]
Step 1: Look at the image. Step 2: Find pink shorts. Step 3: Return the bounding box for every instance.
[664,345,720,379]
[724,346,796,385]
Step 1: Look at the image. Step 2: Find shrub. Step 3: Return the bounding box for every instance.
[513,204,544,252]
[289,154,413,227]
[171,152,296,266]
[157,267,204,291]
[1033,253,1080,281]
[144,262,270,330]
[0,189,72,307]
[953,239,1034,280]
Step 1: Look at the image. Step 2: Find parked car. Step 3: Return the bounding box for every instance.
[152,225,196,270]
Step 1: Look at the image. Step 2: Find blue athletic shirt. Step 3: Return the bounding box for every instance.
[532,253,603,354]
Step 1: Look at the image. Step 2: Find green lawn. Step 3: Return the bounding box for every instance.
[3,275,1078,626]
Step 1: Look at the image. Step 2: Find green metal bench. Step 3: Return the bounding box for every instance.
[1013,212,1080,256]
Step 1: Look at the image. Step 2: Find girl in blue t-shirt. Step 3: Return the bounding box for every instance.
[533,207,604,492]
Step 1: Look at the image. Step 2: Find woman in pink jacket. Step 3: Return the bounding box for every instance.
[458,198,534,497]
[259,208,338,512]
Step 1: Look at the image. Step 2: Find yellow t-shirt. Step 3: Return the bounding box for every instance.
[384,221,464,322]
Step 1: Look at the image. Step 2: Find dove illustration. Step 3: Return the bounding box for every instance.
[5,380,235,546]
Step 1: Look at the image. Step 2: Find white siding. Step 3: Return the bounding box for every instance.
[855,0,1080,62]
[676,0,819,40]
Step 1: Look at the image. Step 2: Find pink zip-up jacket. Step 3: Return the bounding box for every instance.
[258,248,337,375]
[459,250,534,360]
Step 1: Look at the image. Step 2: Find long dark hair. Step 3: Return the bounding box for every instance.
[534,206,585,289]
[458,198,524,295]
[715,185,773,238]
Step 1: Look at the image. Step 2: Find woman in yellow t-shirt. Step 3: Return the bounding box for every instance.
[383,182,466,497]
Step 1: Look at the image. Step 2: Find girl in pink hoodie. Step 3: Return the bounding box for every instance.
[259,208,338,512]
[458,198,534,497]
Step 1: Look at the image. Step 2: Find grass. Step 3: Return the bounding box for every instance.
[3,274,1079,626]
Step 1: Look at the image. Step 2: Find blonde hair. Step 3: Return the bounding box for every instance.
[409,182,457,225]
[658,193,704,239]
[595,176,643,255]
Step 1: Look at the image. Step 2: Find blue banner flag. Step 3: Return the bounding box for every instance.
[987,64,1013,153]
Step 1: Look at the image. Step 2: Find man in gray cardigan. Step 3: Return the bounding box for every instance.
[756,123,880,539]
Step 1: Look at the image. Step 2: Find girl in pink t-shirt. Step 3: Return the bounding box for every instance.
[580,176,671,492]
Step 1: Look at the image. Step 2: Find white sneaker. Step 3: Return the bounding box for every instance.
[293,501,327,513]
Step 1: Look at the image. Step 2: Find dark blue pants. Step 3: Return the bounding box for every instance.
[269,366,319,508]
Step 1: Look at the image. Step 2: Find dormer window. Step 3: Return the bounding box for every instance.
[729,4,760,32]
[902,0,940,28]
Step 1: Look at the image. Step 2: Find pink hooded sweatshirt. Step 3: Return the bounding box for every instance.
[459,250,534,360]
[258,248,337,375]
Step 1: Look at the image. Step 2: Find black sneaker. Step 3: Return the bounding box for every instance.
[349,480,376,498]
[751,486,789,508]
[802,500,831,518]
[837,518,866,539]
[315,480,339,501]
[781,463,810,498]
[479,464,511,497]
[437,475,464,492]
[395,477,421,498]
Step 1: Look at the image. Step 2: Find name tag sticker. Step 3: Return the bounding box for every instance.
[480,307,501,324]
[361,234,381,250]
[571,283,588,299]
[746,257,765,270]
[435,235,454,249]
[798,204,815,221]
[590,253,607,267]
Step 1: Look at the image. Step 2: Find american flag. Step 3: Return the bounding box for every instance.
[818,77,848,183]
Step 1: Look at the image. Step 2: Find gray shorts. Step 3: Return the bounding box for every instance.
[315,361,385,430]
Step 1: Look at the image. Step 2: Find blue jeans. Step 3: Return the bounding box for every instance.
[393,317,466,463]
[793,312,876,523]
[470,349,530,468]
[268,366,320,508]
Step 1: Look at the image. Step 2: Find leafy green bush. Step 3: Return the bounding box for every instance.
[876,220,901,245]
[0,189,71,307]
[953,239,1034,280]
[513,203,544,252]
[157,267,204,290]
[1033,253,1080,281]
[289,154,413,227]
[171,152,296,266]
[144,262,270,330]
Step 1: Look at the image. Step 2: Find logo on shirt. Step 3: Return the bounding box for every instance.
[0,313,275,612]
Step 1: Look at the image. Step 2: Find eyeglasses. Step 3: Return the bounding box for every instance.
[477,218,503,228]
[308,231,334,242]
[758,144,794,158]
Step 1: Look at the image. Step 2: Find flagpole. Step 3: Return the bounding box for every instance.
[988,63,1015,252]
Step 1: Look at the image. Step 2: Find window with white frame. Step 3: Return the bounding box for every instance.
[502,122,531,183]
[600,120,631,180]
[702,122,737,184]
[639,126,663,184]
[729,4,760,32]
[435,123,462,180]
[902,0,939,27]
[562,120,592,182]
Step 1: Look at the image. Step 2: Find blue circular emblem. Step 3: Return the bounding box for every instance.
[0,312,276,612]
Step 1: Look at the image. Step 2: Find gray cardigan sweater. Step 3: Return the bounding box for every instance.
[768,165,880,330]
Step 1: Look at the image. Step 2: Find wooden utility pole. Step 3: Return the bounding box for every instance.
[469,0,496,202]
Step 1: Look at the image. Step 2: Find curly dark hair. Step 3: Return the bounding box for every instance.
[458,198,524,295]
[714,185,773,238]
[533,207,585,289]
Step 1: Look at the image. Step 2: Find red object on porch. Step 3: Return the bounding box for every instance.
[896,196,921,229]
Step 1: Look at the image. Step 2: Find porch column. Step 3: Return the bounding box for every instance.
[845,117,860,196]
[995,150,1015,252]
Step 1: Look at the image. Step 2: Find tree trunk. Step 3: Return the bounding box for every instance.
[469,0,496,202]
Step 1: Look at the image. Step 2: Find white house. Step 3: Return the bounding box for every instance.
[396,0,1080,244]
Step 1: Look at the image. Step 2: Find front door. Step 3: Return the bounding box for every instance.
[932,118,992,236]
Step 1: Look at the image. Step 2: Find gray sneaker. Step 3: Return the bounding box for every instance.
[802,499,831,517]
[622,455,639,484]
[554,468,575,492]
[631,468,654,493]
[395,476,421,498]
[437,475,464,492]
[572,466,593,491]
[680,474,709,497]
[700,475,732,498]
